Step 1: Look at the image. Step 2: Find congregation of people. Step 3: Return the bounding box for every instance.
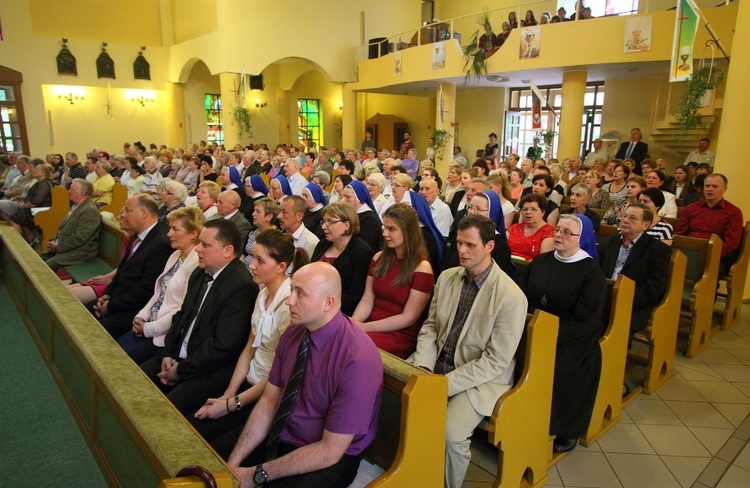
[1,123,743,488]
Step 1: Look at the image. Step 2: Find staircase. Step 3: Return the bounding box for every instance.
[650,113,716,162]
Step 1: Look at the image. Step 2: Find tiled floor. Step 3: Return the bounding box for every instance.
[463,303,750,488]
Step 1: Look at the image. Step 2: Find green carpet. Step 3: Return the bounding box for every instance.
[0,282,107,488]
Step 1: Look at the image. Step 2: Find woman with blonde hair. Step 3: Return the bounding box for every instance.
[585,169,612,210]
[378,173,413,219]
[117,206,204,362]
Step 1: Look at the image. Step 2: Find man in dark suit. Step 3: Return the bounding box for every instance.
[599,202,670,340]
[216,190,252,247]
[140,219,258,415]
[615,128,649,174]
[40,178,101,271]
[88,195,172,339]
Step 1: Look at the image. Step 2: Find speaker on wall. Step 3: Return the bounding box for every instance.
[250,75,264,90]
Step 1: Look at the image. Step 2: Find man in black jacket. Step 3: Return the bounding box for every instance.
[599,202,670,341]
[140,219,259,415]
[89,195,172,339]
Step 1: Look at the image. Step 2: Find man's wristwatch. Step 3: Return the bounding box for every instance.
[254,464,268,485]
[234,395,242,411]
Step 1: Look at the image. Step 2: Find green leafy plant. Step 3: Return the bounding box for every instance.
[431,128,450,160]
[462,11,492,83]
[674,65,724,139]
[536,130,556,159]
[233,106,253,139]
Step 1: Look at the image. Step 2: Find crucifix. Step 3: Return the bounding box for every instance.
[438,85,449,129]
[103,82,113,118]
[674,7,691,76]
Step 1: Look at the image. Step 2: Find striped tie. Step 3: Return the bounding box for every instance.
[265,332,312,459]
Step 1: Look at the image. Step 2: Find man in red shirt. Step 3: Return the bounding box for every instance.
[675,173,744,276]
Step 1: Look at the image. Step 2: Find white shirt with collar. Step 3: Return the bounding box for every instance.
[223,209,239,220]
[428,198,453,237]
[684,149,715,166]
[287,172,308,196]
[131,221,159,255]
[179,263,230,358]
[291,223,319,258]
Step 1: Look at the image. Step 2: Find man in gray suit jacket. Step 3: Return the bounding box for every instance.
[410,215,527,488]
[40,178,102,271]
[216,190,251,247]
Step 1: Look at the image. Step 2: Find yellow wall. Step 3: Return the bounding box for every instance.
[455,88,506,162]
[171,0,217,44]
[168,0,421,84]
[361,93,435,158]
[28,0,164,47]
[1,0,173,156]
[42,85,169,155]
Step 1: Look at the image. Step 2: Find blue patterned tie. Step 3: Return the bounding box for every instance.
[625,142,635,159]
[265,332,312,459]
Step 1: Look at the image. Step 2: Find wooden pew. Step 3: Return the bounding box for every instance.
[673,234,722,358]
[717,221,750,331]
[1,228,449,488]
[63,217,126,282]
[98,183,127,217]
[367,352,448,487]
[484,311,559,488]
[33,186,70,245]
[631,249,688,394]
[0,228,236,487]
[580,275,635,447]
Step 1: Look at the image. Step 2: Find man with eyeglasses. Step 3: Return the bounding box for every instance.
[598,202,670,342]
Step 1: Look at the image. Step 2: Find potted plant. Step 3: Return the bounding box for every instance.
[462,11,493,83]
[536,129,556,159]
[674,65,724,137]
[431,128,450,160]
[233,106,253,140]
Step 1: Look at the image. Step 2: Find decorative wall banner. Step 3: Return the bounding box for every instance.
[623,16,652,53]
[394,51,402,76]
[432,41,445,69]
[57,38,78,76]
[519,26,540,59]
[531,90,542,129]
[134,46,151,80]
[96,42,116,79]
[670,0,701,82]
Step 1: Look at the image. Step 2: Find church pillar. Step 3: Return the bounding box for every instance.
[219,72,240,146]
[166,82,186,149]
[557,70,587,160]
[435,82,456,174]
[714,0,750,297]
[342,84,357,150]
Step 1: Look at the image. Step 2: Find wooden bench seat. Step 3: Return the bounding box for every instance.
[33,186,70,245]
[580,275,635,447]
[673,234,722,358]
[631,249,688,394]
[98,183,128,218]
[3,227,447,488]
[62,218,126,283]
[484,310,559,488]
[717,221,750,331]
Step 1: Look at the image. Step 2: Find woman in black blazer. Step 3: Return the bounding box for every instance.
[310,202,374,315]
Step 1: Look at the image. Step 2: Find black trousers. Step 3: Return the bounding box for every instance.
[140,356,233,416]
[237,442,361,488]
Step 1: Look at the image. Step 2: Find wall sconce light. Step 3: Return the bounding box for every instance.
[54,86,86,104]
[255,99,267,108]
[126,89,156,106]
[339,102,343,110]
